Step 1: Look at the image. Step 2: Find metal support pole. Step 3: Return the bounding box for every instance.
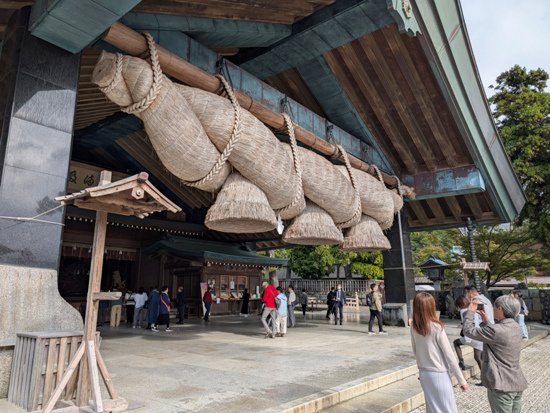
[466,217,482,291]
[397,211,407,281]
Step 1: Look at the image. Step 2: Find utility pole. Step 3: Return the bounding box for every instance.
[466,217,482,291]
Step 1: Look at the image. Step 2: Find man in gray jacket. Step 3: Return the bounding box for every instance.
[463,294,528,413]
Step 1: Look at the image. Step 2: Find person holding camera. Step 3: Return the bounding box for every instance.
[465,285,494,324]
[463,294,528,413]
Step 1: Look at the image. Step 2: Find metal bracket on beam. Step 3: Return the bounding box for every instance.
[402,165,485,200]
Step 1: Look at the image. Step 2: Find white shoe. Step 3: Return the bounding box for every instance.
[132,326,136,329]
[368,331,375,335]
[166,328,173,332]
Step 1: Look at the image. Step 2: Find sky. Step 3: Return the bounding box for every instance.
[461,0,550,97]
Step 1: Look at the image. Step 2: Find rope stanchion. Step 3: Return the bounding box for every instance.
[335,144,362,229]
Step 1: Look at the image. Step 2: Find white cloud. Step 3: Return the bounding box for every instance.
[461,0,550,96]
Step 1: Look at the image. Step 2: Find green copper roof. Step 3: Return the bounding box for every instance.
[143,236,288,267]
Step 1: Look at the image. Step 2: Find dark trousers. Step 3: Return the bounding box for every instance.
[126,305,134,324]
[204,303,212,321]
[177,305,185,323]
[326,303,334,318]
[156,313,170,328]
[369,309,383,332]
[301,304,307,316]
[334,303,343,324]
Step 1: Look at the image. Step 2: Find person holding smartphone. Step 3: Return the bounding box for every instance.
[411,292,468,413]
[463,295,528,413]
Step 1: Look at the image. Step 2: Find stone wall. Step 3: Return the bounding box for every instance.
[0,265,83,398]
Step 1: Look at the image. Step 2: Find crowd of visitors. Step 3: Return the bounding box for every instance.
[411,286,531,413]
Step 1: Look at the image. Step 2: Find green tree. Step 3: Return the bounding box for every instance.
[457,224,550,288]
[351,251,384,279]
[410,230,461,269]
[489,65,550,244]
[287,245,336,279]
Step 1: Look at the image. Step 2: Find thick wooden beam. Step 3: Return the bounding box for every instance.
[402,165,485,200]
[101,22,413,194]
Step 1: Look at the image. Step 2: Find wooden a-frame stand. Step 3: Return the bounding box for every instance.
[42,171,180,413]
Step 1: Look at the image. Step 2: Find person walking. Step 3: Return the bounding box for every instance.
[240,288,250,317]
[452,295,482,373]
[326,287,335,319]
[147,287,160,331]
[275,287,288,337]
[368,283,387,334]
[463,294,528,413]
[155,286,172,332]
[133,287,148,328]
[410,292,468,413]
[287,286,297,327]
[333,284,346,325]
[261,281,278,338]
[512,291,529,339]
[300,289,308,318]
[203,287,213,322]
[175,286,185,324]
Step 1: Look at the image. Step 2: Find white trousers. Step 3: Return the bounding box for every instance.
[515,314,528,338]
[419,370,458,413]
[276,314,288,334]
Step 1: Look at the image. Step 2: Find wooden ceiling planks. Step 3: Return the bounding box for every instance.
[133,0,335,24]
[324,46,413,174]
[74,49,119,130]
[324,24,472,176]
[265,68,327,118]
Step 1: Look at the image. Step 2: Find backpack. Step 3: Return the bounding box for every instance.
[366,293,373,307]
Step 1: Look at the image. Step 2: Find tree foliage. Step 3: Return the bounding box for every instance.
[285,246,383,279]
[489,65,550,244]
[456,224,550,288]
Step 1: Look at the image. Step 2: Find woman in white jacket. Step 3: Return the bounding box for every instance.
[411,292,468,413]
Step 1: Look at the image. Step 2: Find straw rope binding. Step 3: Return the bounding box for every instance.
[335,145,362,229]
[181,74,242,188]
[274,113,304,217]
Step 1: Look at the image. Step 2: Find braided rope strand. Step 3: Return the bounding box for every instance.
[121,33,164,115]
[99,53,124,95]
[274,113,304,215]
[335,144,362,229]
[182,74,242,188]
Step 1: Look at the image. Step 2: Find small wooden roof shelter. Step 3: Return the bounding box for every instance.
[43,171,180,413]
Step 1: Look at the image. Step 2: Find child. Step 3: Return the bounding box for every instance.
[275,287,288,337]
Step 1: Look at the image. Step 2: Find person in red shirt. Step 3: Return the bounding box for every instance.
[261,281,279,338]
[203,287,213,322]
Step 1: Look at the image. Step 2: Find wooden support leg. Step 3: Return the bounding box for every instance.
[43,342,86,413]
[87,341,103,413]
[95,345,118,399]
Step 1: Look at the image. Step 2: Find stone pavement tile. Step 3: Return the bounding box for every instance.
[96,312,422,413]
[412,336,550,413]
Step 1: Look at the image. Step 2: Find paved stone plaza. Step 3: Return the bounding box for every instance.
[1,312,547,413]
[99,311,417,413]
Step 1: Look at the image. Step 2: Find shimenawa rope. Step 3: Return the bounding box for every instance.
[274,113,304,216]
[335,144,362,229]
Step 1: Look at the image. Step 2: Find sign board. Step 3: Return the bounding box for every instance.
[462,262,490,271]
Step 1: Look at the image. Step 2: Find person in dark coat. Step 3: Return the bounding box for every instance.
[326,287,335,319]
[175,286,185,324]
[333,284,347,325]
[147,287,160,330]
[240,288,250,317]
[154,286,172,332]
